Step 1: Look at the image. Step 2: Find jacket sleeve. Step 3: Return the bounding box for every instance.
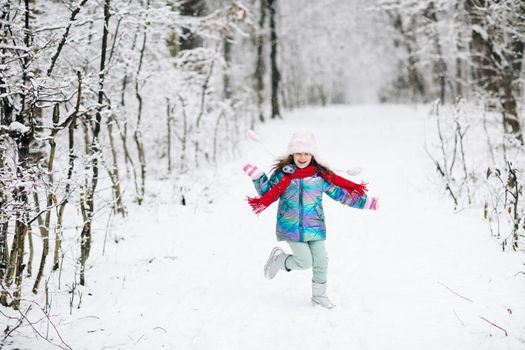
[252,171,284,196]
[323,180,367,209]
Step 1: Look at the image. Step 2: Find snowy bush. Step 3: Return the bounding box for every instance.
[426,100,525,251]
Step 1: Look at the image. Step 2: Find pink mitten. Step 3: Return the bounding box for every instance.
[364,196,379,211]
[243,164,263,180]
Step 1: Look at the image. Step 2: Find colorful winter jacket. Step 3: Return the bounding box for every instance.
[253,166,367,242]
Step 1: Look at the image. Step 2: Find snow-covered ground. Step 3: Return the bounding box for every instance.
[10,105,525,350]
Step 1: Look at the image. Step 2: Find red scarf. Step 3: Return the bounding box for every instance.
[247,165,367,215]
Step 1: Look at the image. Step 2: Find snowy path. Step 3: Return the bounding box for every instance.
[18,106,525,350]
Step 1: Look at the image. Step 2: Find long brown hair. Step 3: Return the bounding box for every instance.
[271,155,333,175]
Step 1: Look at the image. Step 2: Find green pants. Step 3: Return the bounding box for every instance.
[285,240,328,284]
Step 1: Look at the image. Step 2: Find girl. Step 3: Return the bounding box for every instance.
[243,132,379,309]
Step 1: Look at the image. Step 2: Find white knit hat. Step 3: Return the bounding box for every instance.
[287,132,318,156]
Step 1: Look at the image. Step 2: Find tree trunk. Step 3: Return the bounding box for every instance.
[8,0,32,308]
[166,98,172,174]
[454,2,466,100]
[12,218,27,309]
[268,0,281,119]
[0,221,8,280]
[177,94,189,173]
[509,2,524,96]
[255,0,267,123]
[0,2,14,124]
[7,115,31,308]
[54,71,83,270]
[133,0,149,205]
[19,0,30,118]
[80,0,111,286]
[423,2,450,103]
[32,104,60,294]
[107,115,126,216]
[26,213,33,276]
[223,35,232,100]
[466,0,524,143]
[0,218,9,306]
[0,140,8,284]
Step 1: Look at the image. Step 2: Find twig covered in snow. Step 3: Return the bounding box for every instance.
[453,310,465,327]
[437,281,474,303]
[479,316,508,337]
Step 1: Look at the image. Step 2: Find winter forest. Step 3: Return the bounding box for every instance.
[1,0,524,349]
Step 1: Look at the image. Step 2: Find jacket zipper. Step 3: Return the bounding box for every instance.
[299,178,303,241]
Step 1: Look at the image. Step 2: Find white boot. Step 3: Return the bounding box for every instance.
[264,247,289,279]
[311,282,335,309]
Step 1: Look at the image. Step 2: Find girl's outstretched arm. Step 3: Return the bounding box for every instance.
[243,164,284,196]
[323,181,379,210]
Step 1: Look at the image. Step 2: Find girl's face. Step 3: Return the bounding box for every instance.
[293,153,313,168]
